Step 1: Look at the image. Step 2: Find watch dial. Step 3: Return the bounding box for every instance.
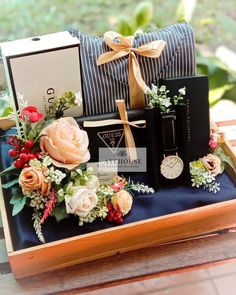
[160,155,184,179]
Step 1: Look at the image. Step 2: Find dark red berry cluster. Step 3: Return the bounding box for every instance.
[7,136,40,168]
[106,203,124,224]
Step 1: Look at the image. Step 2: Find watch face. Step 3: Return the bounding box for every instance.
[160,155,184,179]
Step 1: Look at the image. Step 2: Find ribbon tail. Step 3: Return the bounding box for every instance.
[128,53,147,109]
[116,100,137,161]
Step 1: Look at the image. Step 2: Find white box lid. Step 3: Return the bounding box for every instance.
[1,31,79,57]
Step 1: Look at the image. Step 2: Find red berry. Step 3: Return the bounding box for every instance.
[116,217,123,224]
[28,153,35,160]
[24,140,34,149]
[107,203,113,210]
[14,159,24,168]
[19,153,29,162]
[21,147,30,154]
[107,215,113,222]
[8,149,18,158]
[23,164,30,168]
[35,152,41,159]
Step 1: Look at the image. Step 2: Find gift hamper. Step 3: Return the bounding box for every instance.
[1,23,236,278]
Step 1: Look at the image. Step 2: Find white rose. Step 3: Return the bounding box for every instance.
[65,187,98,217]
[86,175,100,192]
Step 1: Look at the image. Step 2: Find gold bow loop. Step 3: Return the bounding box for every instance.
[97,31,166,109]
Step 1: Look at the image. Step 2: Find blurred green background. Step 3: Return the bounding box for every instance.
[0,0,236,111]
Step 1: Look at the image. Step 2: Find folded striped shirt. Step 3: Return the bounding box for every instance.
[71,22,196,115]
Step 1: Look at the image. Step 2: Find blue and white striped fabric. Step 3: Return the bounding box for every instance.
[71,23,196,115]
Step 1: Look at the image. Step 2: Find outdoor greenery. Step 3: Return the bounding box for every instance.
[0,0,236,106]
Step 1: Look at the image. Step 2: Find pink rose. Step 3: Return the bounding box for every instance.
[40,117,90,169]
[20,106,43,123]
[209,138,219,150]
[201,154,222,176]
[111,189,133,215]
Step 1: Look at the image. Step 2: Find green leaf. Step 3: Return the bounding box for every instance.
[0,96,13,118]
[10,195,26,216]
[10,192,23,205]
[134,1,153,28]
[0,165,20,177]
[2,178,19,189]
[176,0,193,22]
[2,106,13,118]
[218,15,236,37]
[52,205,69,222]
[117,15,135,36]
[209,85,233,106]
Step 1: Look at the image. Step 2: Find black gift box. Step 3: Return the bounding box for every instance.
[76,109,146,161]
[160,76,210,161]
[145,76,210,189]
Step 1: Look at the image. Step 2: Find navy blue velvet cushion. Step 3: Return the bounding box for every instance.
[1,129,236,251]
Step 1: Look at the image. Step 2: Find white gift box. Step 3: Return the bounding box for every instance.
[0,31,83,117]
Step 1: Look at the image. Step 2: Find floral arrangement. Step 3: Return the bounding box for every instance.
[145,84,186,112]
[190,128,233,193]
[0,91,154,243]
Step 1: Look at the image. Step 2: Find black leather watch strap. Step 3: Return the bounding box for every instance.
[161,111,178,153]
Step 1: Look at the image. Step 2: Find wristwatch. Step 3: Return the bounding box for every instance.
[160,111,184,179]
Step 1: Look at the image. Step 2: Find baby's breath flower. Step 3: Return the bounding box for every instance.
[29,158,41,168]
[27,191,48,210]
[44,167,66,184]
[42,156,52,167]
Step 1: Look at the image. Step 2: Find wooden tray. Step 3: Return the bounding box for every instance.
[1,139,236,279]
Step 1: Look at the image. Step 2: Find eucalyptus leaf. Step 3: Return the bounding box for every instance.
[2,178,19,189]
[0,165,20,177]
[10,192,24,204]
[11,195,26,216]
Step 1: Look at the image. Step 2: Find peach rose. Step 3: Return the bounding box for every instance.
[65,187,98,217]
[19,167,51,196]
[40,117,90,170]
[201,154,222,176]
[111,189,133,215]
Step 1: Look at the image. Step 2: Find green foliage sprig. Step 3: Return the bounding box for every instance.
[146,84,186,112]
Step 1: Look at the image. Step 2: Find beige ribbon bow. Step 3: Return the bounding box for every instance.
[97,31,166,109]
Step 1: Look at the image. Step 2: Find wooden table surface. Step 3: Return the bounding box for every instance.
[1,216,236,295]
